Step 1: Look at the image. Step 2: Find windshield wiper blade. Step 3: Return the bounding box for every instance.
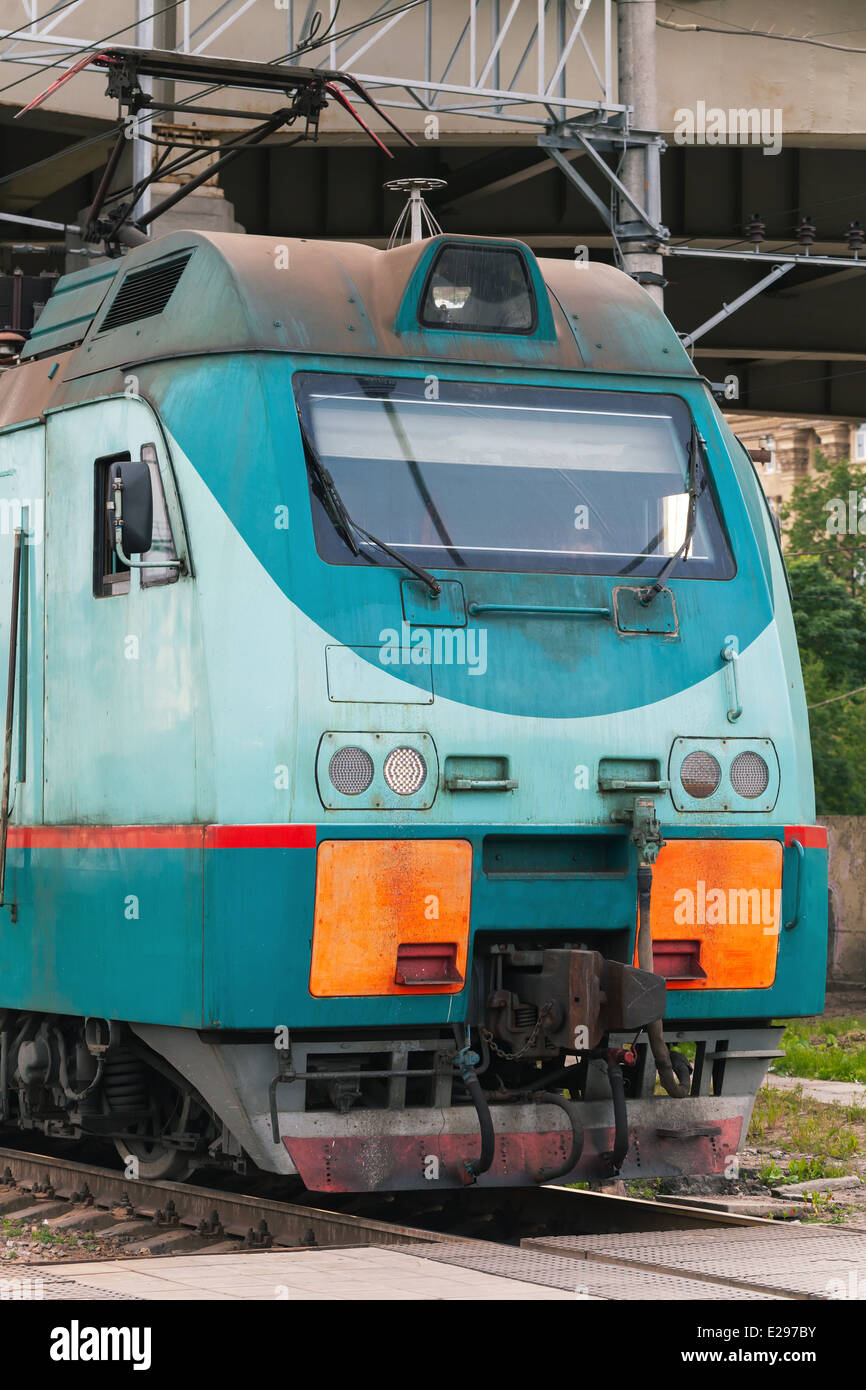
[298,418,442,597]
[639,424,707,606]
[298,419,360,557]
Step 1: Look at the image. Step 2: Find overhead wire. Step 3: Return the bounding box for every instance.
[809,684,866,710]
[0,0,190,98]
[657,11,866,54]
[0,0,94,50]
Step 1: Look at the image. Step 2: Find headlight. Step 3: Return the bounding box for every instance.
[329,746,374,795]
[680,750,721,798]
[383,746,427,795]
[730,750,769,799]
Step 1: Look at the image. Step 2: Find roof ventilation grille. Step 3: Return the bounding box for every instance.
[99,252,192,332]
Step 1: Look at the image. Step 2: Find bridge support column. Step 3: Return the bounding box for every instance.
[616,0,665,307]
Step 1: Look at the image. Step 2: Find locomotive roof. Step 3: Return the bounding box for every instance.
[6,230,695,423]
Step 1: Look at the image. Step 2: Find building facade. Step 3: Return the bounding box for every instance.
[726,415,866,516]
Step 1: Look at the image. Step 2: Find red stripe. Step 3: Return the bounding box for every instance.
[205,825,316,849]
[8,826,203,849]
[785,825,828,849]
[7,825,315,850]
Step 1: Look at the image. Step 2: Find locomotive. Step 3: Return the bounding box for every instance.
[0,226,827,1190]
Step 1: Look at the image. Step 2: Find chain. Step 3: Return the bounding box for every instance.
[481,1000,555,1061]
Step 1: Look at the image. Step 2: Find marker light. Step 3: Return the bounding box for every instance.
[730,751,770,799]
[383,746,427,795]
[680,750,721,798]
[329,746,374,795]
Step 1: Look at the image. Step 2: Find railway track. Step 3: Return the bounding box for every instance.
[0,1141,768,1264]
[4,1144,865,1300]
[0,1147,446,1258]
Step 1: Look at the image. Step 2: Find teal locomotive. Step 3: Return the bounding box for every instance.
[0,229,827,1190]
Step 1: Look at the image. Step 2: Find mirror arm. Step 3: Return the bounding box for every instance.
[111,481,184,572]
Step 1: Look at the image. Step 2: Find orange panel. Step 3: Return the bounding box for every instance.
[644,839,783,990]
[310,839,473,997]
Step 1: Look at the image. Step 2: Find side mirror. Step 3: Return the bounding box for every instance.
[109,460,153,559]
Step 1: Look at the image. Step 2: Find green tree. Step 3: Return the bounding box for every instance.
[800,654,866,815]
[782,451,866,594]
[785,555,866,814]
[787,556,866,686]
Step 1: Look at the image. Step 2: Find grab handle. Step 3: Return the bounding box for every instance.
[468,603,610,619]
[721,634,742,723]
[0,528,22,908]
[784,838,805,931]
[445,776,518,792]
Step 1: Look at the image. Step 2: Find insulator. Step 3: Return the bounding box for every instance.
[847,220,864,252]
[795,216,816,247]
[745,213,765,245]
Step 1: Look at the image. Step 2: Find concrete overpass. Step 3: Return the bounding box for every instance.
[1,0,865,416]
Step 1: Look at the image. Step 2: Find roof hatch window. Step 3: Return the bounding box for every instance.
[419,243,536,335]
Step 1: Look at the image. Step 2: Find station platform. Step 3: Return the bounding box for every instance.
[14,1219,866,1300]
[7,1214,866,1301]
[7,1248,578,1301]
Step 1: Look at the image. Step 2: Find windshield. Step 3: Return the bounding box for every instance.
[295,373,734,579]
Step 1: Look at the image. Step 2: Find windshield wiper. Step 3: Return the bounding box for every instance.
[298,418,442,598]
[638,424,707,606]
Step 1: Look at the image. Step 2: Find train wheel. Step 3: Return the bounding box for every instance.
[113,1134,196,1182]
[111,1080,198,1182]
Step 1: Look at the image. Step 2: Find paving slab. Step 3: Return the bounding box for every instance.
[522,1222,866,1298]
[662,1194,803,1218]
[0,1264,143,1300]
[16,1221,858,1301]
[766,1074,866,1106]
[30,1247,578,1301]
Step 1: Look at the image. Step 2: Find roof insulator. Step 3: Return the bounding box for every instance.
[847,220,864,254]
[745,213,765,248]
[795,215,816,249]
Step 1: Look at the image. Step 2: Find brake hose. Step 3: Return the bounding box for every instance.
[452,1025,495,1181]
[532,1090,584,1182]
[606,1059,630,1172]
[637,862,690,1099]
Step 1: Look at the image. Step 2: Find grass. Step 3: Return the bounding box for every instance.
[772,1014,866,1083]
[626,1178,670,1200]
[1,1216,97,1249]
[756,1155,846,1186]
[748,1082,866,1163]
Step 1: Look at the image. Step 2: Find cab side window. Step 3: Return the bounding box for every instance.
[139,444,180,589]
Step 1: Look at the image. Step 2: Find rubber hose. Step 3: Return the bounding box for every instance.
[53,1026,104,1102]
[606,1061,629,1173]
[532,1090,584,1182]
[452,1027,495,1180]
[669,1049,692,1090]
[637,861,689,1099]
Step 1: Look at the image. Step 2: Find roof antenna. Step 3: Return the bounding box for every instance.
[385,178,446,247]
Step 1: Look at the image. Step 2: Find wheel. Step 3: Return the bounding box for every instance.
[113,1133,196,1182]
[110,1073,198,1181]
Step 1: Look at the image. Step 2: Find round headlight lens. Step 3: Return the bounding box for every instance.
[329,746,374,796]
[383,746,427,795]
[730,751,770,799]
[680,750,721,799]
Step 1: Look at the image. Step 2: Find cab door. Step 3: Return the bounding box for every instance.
[44,396,202,823]
[40,396,207,1024]
[0,423,45,827]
